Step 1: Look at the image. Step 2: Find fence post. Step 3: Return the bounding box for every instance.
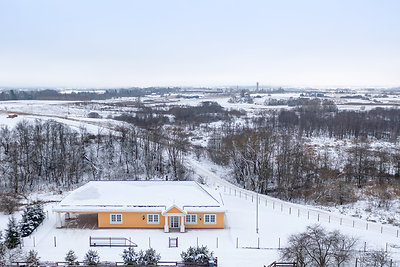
[257,237,260,249]
[364,242,366,252]
[353,220,355,228]
[307,211,309,219]
[197,237,199,248]
[149,237,151,248]
[234,189,236,196]
[397,230,399,238]
[355,258,358,267]
[273,202,275,209]
[329,216,330,223]
[386,242,388,252]
[340,218,342,225]
[281,204,283,212]
[54,236,56,247]
[278,238,281,249]
[265,199,267,206]
[289,207,291,215]
[318,214,320,222]
[252,195,254,202]
[366,223,368,230]
[236,238,238,248]
[216,237,218,249]
[297,209,300,217]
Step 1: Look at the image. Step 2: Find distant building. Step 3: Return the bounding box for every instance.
[53,181,225,232]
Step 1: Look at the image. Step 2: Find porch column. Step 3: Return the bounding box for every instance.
[180,215,185,233]
[56,212,62,228]
[164,215,169,233]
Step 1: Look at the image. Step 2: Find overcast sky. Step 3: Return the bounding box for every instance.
[0,0,399,88]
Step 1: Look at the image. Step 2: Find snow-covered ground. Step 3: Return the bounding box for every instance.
[1,156,399,266]
[1,91,400,265]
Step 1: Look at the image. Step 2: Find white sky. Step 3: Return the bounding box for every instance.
[0,0,399,88]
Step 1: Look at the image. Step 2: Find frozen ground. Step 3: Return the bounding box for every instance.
[1,92,400,265]
[1,156,399,266]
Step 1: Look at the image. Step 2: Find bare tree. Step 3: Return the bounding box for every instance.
[281,225,357,267]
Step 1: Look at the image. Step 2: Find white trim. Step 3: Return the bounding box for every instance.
[147,214,160,224]
[110,214,122,224]
[185,214,197,224]
[204,214,216,225]
[161,204,187,216]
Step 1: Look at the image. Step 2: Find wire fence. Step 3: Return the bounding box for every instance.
[220,183,400,240]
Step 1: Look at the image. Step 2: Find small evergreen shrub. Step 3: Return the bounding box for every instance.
[20,204,45,237]
[65,250,78,265]
[181,246,214,264]
[121,247,161,266]
[138,248,161,266]
[122,247,138,265]
[4,217,21,250]
[0,231,6,265]
[84,249,100,265]
[26,250,40,267]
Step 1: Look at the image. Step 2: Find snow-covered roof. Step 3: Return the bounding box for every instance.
[54,181,224,213]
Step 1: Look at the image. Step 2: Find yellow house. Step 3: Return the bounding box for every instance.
[53,181,225,232]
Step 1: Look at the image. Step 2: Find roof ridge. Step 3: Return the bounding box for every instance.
[194,181,221,205]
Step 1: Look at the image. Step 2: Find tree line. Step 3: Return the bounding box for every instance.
[0,87,180,101]
[207,125,400,205]
[0,120,189,194]
[255,99,400,140]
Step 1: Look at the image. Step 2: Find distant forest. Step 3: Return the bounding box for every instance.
[0,88,180,101]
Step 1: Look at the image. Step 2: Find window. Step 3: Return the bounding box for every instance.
[110,214,122,224]
[147,214,160,224]
[204,214,216,224]
[185,214,197,224]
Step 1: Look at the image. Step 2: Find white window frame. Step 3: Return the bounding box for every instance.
[204,214,216,225]
[185,214,197,224]
[147,214,160,224]
[110,214,122,224]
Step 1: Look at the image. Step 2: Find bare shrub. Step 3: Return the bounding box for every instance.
[0,194,20,214]
[359,250,392,267]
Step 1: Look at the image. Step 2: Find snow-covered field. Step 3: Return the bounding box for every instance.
[1,90,400,265]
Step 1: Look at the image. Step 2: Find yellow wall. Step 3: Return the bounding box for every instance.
[98,212,164,228]
[185,212,224,229]
[97,211,224,229]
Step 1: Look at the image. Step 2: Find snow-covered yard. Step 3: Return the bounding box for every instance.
[1,159,398,266]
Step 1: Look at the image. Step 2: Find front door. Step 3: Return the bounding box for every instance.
[170,216,180,228]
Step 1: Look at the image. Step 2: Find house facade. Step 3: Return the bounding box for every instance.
[53,181,225,232]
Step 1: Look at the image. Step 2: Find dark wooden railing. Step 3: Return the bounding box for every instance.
[89,236,138,247]
[266,262,297,267]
